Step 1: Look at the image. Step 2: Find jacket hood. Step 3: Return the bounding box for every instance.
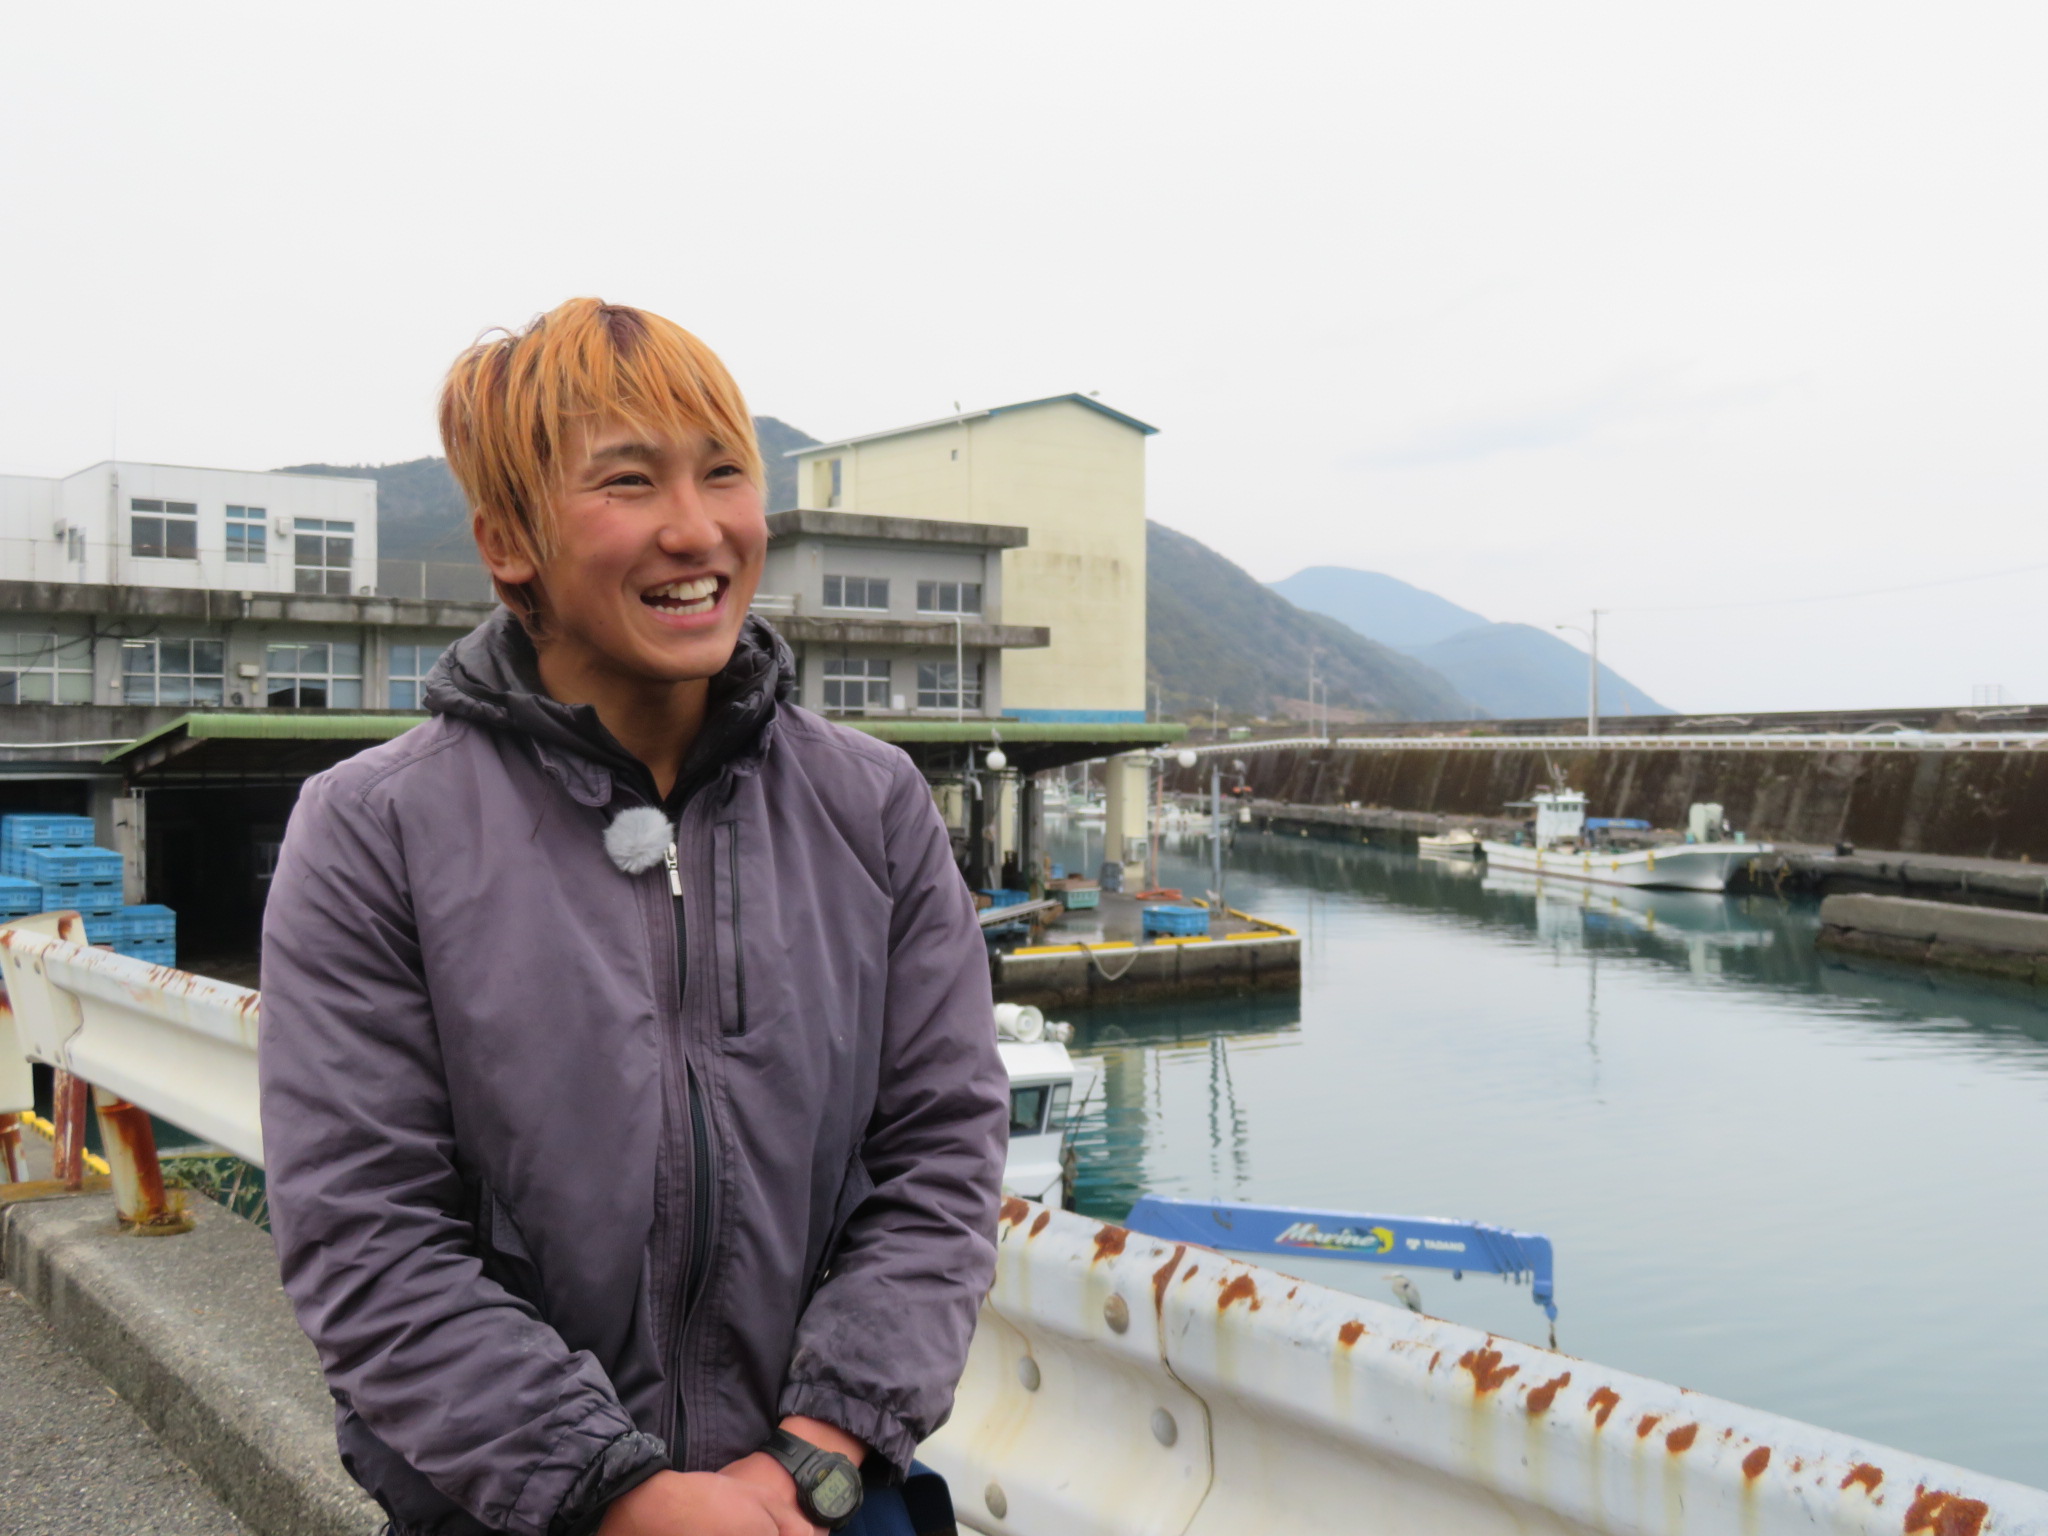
[424,606,797,805]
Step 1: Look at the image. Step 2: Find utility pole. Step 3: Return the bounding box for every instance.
[1210,759,1225,915]
[1555,610,1606,739]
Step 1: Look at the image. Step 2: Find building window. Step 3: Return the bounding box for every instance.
[267,641,362,708]
[0,633,93,704]
[294,519,355,595]
[120,637,224,706]
[65,527,85,562]
[822,574,889,612]
[130,499,198,560]
[821,657,890,713]
[387,643,447,709]
[226,505,268,563]
[916,580,982,616]
[916,660,982,712]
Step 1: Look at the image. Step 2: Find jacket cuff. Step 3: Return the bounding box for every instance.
[549,1431,670,1536]
[777,1383,919,1481]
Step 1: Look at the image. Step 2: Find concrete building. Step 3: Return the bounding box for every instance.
[0,460,493,962]
[758,509,1050,719]
[788,395,1155,723]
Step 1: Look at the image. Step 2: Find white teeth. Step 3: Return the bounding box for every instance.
[647,575,719,602]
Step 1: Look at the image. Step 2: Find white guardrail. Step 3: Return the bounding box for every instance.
[1180,733,2048,756]
[0,917,264,1164]
[5,923,2046,1533]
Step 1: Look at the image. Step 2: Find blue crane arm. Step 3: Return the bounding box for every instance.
[1124,1196,1558,1322]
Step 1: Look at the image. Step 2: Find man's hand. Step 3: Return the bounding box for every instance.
[717,1416,869,1536]
[595,1469,790,1536]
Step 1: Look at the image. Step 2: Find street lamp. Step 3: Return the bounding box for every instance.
[1554,610,1607,739]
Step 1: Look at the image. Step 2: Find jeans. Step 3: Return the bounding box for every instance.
[842,1462,953,1536]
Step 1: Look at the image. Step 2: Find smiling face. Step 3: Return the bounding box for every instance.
[478,420,767,689]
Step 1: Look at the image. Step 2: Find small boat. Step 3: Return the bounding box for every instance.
[996,1004,1088,1207]
[1417,828,1483,859]
[1480,789,1769,893]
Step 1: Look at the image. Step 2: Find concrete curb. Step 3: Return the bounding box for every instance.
[0,1190,381,1536]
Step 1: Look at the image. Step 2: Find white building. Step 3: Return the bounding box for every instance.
[0,461,377,596]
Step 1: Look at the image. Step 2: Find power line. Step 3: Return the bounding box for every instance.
[1616,556,2048,616]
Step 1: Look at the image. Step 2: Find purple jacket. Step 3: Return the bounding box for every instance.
[259,612,1007,1536]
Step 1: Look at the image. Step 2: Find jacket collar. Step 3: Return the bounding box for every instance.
[424,606,795,810]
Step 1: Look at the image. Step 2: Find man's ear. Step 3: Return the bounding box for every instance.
[473,511,539,585]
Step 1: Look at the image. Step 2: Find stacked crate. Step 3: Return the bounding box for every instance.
[0,813,176,963]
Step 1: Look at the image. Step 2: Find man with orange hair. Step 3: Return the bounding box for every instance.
[259,299,1008,1536]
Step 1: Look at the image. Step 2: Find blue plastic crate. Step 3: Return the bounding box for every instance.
[118,903,177,942]
[39,880,123,919]
[24,846,123,884]
[118,936,177,966]
[1,814,94,849]
[81,911,125,945]
[0,874,42,918]
[1142,904,1211,939]
[978,888,1031,909]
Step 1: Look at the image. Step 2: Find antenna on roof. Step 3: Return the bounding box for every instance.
[953,400,961,413]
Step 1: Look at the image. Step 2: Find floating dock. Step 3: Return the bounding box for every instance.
[991,890,1299,1008]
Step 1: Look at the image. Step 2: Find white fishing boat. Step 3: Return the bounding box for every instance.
[1416,828,1482,859]
[1481,789,1768,892]
[995,1003,1090,1207]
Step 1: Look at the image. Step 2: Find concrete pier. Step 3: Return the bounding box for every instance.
[1816,894,2048,983]
[993,888,1299,1009]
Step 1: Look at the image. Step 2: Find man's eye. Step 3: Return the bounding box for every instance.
[707,464,743,480]
[603,473,653,488]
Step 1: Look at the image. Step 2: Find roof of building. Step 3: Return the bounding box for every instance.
[787,394,1159,457]
[765,510,1030,548]
[103,711,1185,783]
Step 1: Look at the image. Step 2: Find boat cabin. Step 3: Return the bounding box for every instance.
[1532,789,1587,848]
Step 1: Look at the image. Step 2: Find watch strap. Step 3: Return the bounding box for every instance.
[761,1428,862,1529]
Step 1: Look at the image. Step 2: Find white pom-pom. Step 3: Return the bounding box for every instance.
[604,807,673,874]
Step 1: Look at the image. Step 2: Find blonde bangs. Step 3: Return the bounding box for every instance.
[438,297,762,582]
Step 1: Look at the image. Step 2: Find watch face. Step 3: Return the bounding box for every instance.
[809,1461,863,1521]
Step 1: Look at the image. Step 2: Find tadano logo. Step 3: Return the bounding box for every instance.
[1277,1222,1395,1255]
[1405,1237,1468,1253]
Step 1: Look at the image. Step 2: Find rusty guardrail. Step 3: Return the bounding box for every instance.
[0,912,260,1230]
[920,1198,2048,1536]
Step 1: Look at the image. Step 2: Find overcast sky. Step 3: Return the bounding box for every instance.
[3,3,2042,713]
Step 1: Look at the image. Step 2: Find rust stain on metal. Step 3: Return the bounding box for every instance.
[1090,1224,1129,1262]
[1904,1486,1989,1536]
[1636,1413,1663,1439]
[1587,1386,1621,1428]
[1457,1348,1519,1394]
[1150,1245,1185,1312]
[999,1196,1029,1227]
[1666,1423,1698,1453]
[1286,1286,1298,1299]
[1524,1372,1572,1415]
[1028,1210,1050,1237]
[1429,1351,1442,1374]
[1182,1265,1199,1281]
[1743,1446,1771,1480]
[1217,1273,1261,1312]
[1842,1464,1884,1495]
[94,1093,193,1235]
[1337,1320,1365,1348]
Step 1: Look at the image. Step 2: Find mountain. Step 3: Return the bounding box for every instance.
[1147,522,1473,721]
[1268,567,1487,650]
[1270,564,1675,719]
[281,416,821,563]
[1407,622,1673,720]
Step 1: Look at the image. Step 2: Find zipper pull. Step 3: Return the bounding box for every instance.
[664,843,682,897]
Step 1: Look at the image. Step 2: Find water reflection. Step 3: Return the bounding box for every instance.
[1046,821,2048,1487]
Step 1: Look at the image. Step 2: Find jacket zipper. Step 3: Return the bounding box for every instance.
[661,837,717,1463]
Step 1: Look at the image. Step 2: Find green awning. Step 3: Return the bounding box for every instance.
[107,711,425,784]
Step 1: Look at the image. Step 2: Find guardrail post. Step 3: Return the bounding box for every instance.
[0,1112,20,1182]
[51,1068,89,1190]
[92,1087,191,1235]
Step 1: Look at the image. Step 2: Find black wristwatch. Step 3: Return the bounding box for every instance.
[760,1427,864,1530]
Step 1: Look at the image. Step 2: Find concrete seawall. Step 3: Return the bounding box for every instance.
[1816,893,2048,983]
[1182,742,2048,863]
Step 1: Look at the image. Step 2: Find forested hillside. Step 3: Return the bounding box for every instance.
[1147,522,1473,721]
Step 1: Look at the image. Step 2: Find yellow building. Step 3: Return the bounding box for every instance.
[790,394,1155,722]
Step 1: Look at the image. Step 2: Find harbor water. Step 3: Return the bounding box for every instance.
[1049,821,2048,1488]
